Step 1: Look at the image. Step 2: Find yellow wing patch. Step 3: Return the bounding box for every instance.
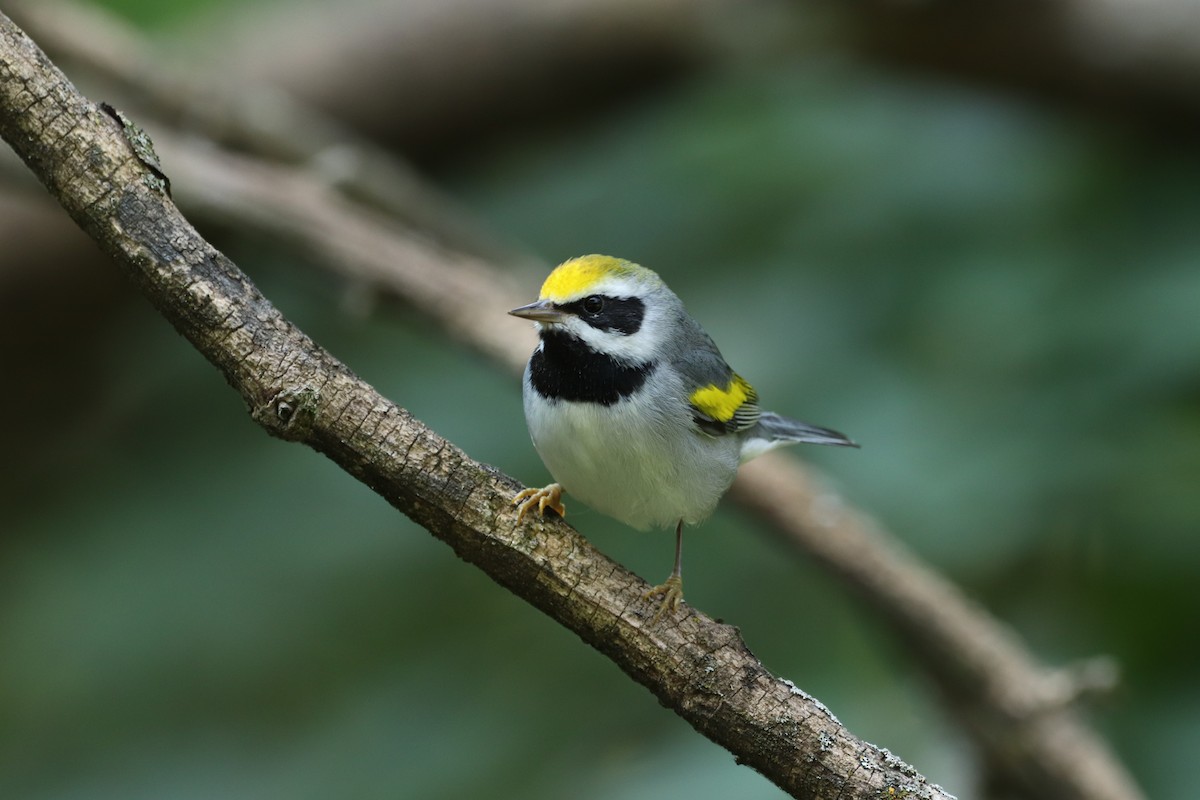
[539,255,635,302]
[690,374,759,426]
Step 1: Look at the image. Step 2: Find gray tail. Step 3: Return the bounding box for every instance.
[754,411,858,448]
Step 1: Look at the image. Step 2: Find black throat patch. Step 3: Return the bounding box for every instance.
[530,330,653,405]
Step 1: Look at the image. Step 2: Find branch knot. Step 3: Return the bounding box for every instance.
[253,383,321,440]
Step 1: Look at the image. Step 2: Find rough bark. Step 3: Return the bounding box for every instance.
[0,13,951,800]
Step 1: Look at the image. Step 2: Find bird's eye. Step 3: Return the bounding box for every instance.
[582,295,604,315]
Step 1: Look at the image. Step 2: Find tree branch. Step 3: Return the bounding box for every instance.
[0,13,950,800]
[733,458,1136,800]
[126,74,1141,800]
[0,5,1149,798]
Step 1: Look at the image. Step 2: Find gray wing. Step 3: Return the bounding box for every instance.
[674,328,762,438]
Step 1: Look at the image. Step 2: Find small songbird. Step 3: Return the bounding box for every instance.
[510,255,856,619]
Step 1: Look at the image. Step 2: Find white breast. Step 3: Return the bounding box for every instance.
[522,367,740,530]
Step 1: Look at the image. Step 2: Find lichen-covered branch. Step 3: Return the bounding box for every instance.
[0,13,950,800]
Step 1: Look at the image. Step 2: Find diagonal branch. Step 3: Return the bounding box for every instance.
[0,13,950,800]
[136,72,1141,800]
[733,458,1134,800]
[0,5,1148,798]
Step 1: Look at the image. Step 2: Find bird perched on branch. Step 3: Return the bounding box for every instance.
[510,255,857,620]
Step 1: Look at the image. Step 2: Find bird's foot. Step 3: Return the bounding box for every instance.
[643,574,684,623]
[513,483,566,521]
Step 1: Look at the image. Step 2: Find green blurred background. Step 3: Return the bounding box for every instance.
[2,1,1197,798]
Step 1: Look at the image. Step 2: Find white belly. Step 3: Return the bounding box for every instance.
[523,376,740,530]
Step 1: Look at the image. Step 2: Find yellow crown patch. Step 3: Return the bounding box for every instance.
[539,255,638,302]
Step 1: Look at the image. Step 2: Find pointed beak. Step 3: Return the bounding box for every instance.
[509,299,568,324]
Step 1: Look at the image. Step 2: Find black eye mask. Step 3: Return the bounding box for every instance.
[558,295,645,336]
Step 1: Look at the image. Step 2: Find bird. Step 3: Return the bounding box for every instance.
[509,255,856,620]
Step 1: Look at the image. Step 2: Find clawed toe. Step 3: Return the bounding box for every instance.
[513,483,566,521]
[643,574,684,623]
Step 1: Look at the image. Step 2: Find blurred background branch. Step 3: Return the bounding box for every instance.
[840,0,1200,132]
[2,6,1145,796]
[4,1,1194,799]
[0,11,951,799]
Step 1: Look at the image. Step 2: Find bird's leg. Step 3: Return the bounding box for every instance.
[513,482,566,521]
[643,520,685,621]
